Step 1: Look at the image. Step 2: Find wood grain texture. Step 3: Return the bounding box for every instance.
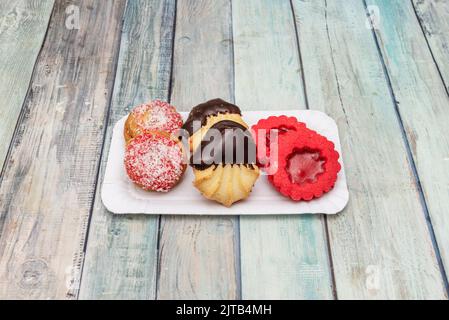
[412,0,449,92]
[367,0,449,287]
[0,0,125,299]
[0,0,54,171]
[292,0,447,299]
[233,0,333,299]
[78,0,176,300]
[156,0,239,300]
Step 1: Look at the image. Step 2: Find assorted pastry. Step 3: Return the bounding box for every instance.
[124,100,183,143]
[182,99,260,207]
[123,98,342,206]
[124,100,186,192]
[252,116,341,201]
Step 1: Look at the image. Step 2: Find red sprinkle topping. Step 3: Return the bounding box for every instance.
[125,133,185,192]
[132,100,183,134]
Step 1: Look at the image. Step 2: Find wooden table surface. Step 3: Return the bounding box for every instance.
[0,0,448,300]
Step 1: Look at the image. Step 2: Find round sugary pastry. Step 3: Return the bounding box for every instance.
[124,100,183,143]
[270,130,341,201]
[124,132,186,192]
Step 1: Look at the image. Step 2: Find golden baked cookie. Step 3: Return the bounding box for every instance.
[183,98,260,207]
[193,164,260,207]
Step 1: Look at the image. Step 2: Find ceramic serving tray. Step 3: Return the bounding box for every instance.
[101,110,349,215]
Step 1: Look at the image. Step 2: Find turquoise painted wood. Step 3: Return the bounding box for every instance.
[0,0,125,299]
[156,0,240,299]
[0,0,54,171]
[413,0,449,92]
[79,0,176,300]
[292,0,446,299]
[367,0,449,286]
[233,0,334,299]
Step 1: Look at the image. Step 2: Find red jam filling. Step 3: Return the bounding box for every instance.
[286,148,326,185]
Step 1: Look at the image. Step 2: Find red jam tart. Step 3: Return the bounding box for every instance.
[251,116,308,169]
[125,132,186,192]
[253,116,341,201]
[270,131,341,201]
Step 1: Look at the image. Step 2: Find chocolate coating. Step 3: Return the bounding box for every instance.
[182,98,241,136]
[191,120,256,170]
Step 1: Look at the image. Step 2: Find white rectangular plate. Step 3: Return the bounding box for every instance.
[102,110,348,215]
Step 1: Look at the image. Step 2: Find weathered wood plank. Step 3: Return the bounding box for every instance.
[78,0,176,300]
[367,0,449,289]
[156,0,239,299]
[0,0,125,299]
[0,0,54,171]
[233,0,333,299]
[292,0,447,299]
[412,0,449,92]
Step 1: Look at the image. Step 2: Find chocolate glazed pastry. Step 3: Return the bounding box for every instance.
[185,99,260,207]
[182,98,241,136]
[182,99,249,153]
[191,120,256,170]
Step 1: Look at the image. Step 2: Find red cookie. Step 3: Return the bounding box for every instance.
[251,116,308,169]
[270,131,341,201]
[125,133,186,192]
[253,116,341,201]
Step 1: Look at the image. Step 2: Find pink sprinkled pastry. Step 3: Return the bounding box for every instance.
[124,100,183,144]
